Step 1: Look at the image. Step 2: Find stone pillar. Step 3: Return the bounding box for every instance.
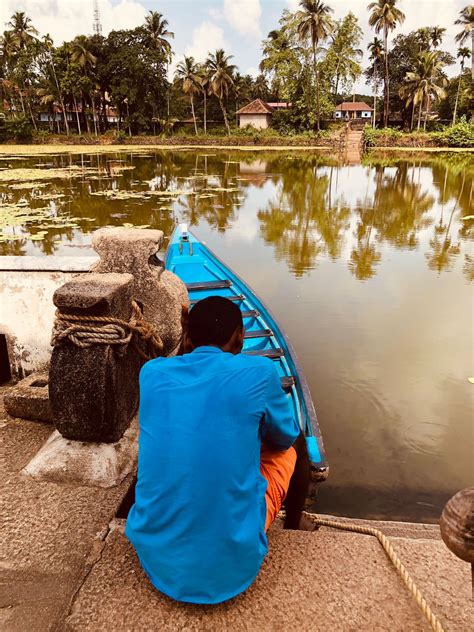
[91,228,188,356]
[49,272,142,443]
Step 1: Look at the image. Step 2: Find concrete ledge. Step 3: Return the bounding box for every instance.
[0,255,98,272]
[65,519,472,632]
[23,418,138,488]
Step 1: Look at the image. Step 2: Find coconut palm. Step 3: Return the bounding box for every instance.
[400,51,447,131]
[196,65,210,134]
[7,11,38,50]
[175,56,200,135]
[455,5,474,80]
[430,26,446,49]
[143,11,174,58]
[417,27,431,49]
[368,0,405,127]
[70,35,97,69]
[367,37,384,128]
[206,49,236,134]
[0,30,18,110]
[294,0,333,131]
[143,11,174,118]
[42,34,69,135]
[453,46,471,123]
[70,36,98,134]
[260,28,302,103]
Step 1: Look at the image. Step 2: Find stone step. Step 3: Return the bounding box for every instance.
[64,518,472,632]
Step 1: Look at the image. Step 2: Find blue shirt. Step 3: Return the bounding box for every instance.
[125,346,299,604]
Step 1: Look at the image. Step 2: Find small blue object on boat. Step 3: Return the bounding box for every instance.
[166,223,328,479]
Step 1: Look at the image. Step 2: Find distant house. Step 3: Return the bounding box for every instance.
[237,99,275,129]
[237,99,293,129]
[335,102,373,121]
[37,104,119,127]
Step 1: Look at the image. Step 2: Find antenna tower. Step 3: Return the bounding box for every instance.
[93,0,102,36]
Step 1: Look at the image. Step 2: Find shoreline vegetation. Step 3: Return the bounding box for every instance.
[0,123,472,152]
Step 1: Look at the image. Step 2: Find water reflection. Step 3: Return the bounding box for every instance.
[1,150,472,282]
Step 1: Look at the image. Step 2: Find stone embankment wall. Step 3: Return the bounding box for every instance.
[0,257,97,378]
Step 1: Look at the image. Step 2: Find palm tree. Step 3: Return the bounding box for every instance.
[143,11,174,57]
[430,26,446,49]
[294,0,333,131]
[42,34,69,135]
[70,35,97,68]
[329,14,363,103]
[175,56,200,135]
[70,36,97,134]
[6,12,39,129]
[0,30,19,113]
[7,11,38,50]
[368,0,405,127]
[144,11,174,118]
[206,49,236,134]
[400,51,447,131]
[367,37,384,128]
[260,28,301,102]
[453,46,471,124]
[196,65,210,134]
[455,5,474,80]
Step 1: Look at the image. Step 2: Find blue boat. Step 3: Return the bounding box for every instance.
[166,224,328,485]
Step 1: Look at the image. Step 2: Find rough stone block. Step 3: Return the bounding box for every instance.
[49,273,143,442]
[53,272,134,316]
[92,228,188,356]
[4,371,51,422]
[22,418,138,488]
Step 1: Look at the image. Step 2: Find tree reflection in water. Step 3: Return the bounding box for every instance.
[0,149,472,283]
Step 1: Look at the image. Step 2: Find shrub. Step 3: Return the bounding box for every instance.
[113,130,127,144]
[432,118,474,148]
[364,119,474,149]
[0,117,34,142]
[363,126,403,147]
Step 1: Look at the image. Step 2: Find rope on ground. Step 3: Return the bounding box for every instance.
[51,300,163,360]
[302,512,445,632]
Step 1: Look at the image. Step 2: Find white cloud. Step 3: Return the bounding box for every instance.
[208,7,224,21]
[223,0,261,38]
[0,0,147,44]
[246,66,259,78]
[185,21,229,63]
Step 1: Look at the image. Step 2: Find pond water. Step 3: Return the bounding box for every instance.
[1,148,472,521]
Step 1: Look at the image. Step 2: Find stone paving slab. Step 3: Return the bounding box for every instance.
[0,393,132,631]
[65,520,472,632]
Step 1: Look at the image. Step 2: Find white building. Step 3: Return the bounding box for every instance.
[335,102,373,121]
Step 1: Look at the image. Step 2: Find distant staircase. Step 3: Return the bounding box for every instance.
[343,123,364,164]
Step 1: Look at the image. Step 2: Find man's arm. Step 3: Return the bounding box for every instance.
[261,363,300,450]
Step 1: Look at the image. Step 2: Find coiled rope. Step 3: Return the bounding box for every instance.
[51,300,163,360]
[302,512,445,632]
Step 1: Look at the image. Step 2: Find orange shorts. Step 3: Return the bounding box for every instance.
[260,444,297,531]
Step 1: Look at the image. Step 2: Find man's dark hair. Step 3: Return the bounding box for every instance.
[187,296,243,347]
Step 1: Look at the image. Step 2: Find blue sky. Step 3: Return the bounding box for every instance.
[0,1,467,92]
